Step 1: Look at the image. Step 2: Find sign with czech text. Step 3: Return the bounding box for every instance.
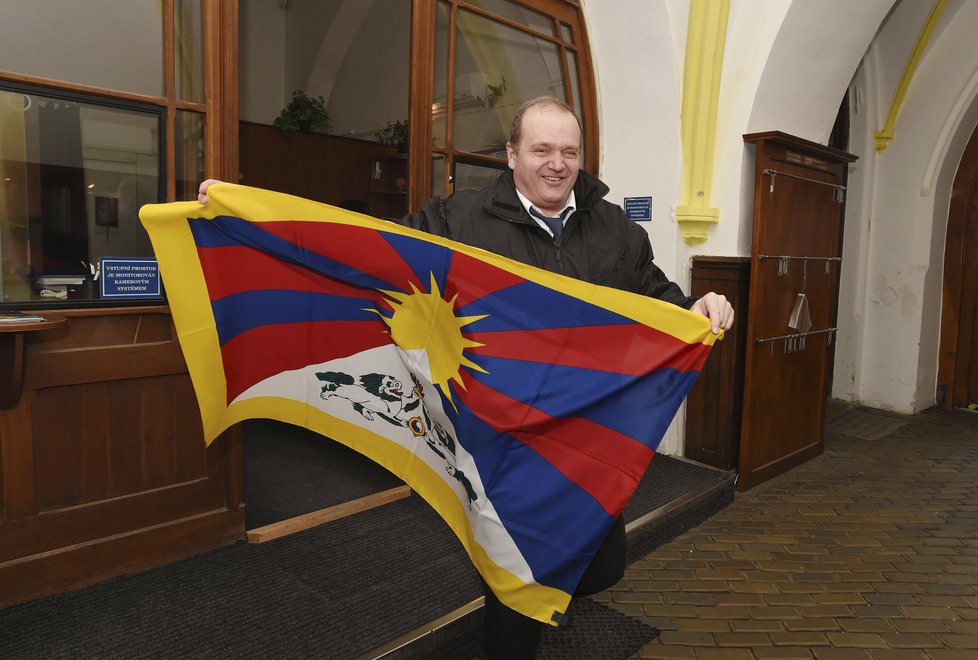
[99,257,162,299]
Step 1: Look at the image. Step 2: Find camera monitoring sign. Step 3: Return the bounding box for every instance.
[99,257,161,299]
[624,197,653,222]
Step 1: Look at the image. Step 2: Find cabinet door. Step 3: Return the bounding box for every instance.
[738,133,855,490]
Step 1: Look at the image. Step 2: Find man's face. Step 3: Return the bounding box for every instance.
[506,106,581,216]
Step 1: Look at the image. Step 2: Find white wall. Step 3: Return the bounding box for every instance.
[239,0,286,124]
[583,0,897,450]
[835,0,978,412]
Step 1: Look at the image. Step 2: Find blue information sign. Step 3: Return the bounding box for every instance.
[99,257,161,299]
[624,196,653,222]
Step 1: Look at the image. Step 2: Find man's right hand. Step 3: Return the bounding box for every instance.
[197,179,225,205]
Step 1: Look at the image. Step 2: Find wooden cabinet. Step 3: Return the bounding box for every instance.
[0,307,244,606]
[684,257,750,470]
[737,132,856,490]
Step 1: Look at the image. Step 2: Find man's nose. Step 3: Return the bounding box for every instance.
[547,153,566,170]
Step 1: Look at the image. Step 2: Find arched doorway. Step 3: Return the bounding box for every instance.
[938,120,978,410]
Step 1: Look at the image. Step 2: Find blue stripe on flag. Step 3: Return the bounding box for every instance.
[456,280,634,331]
[447,399,615,592]
[212,289,380,345]
[379,231,453,295]
[190,216,397,293]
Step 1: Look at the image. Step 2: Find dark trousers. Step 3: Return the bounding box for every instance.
[482,516,626,660]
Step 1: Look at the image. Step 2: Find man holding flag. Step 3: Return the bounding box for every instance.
[196,96,733,659]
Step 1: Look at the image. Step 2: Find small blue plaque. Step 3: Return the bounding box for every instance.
[624,197,653,222]
[99,257,161,299]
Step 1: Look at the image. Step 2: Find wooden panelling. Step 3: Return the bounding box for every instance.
[0,507,243,607]
[238,121,408,219]
[684,257,750,470]
[0,308,243,607]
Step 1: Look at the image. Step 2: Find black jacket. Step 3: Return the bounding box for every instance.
[398,169,696,308]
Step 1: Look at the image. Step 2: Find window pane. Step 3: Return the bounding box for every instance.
[454,9,565,155]
[175,0,205,104]
[0,87,161,305]
[432,1,451,149]
[431,154,447,198]
[0,1,163,96]
[175,110,205,203]
[560,22,574,44]
[566,50,583,130]
[453,159,507,193]
[239,0,410,218]
[466,0,555,36]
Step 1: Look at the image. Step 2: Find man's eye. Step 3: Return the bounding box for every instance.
[533,149,547,155]
[563,151,579,159]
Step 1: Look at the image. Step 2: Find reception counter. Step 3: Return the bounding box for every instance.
[0,306,244,606]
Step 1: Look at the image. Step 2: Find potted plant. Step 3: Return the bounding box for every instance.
[375,120,408,152]
[274,89,330,135]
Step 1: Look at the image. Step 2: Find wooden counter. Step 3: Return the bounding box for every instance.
[0,306,244,606]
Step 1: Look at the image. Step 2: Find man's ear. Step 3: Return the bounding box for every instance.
[506,142,517,170]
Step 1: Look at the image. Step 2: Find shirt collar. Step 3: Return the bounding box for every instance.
[516,189,577,236]
[515,188,576,221]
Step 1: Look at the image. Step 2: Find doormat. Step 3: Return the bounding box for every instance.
[825,407,908,440]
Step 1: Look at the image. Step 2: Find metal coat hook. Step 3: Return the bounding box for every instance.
[762,168,847,204]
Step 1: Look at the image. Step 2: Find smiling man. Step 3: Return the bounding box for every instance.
[397,96,734,659]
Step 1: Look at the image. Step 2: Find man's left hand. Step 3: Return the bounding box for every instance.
[690,292,734,334]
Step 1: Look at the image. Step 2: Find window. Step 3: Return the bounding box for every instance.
[424,0,595,197]
[0,85,163,305]
[0,0,233,308]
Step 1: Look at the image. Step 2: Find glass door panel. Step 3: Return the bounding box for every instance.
[453,9,565,156]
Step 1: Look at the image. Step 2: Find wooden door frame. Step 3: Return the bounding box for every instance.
[937,120,978,410]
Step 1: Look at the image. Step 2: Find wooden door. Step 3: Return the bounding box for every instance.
[939,120,978,410]
[738,132,856,491]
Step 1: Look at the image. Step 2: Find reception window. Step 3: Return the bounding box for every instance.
[0,84,164,305]
[0,0,226,309]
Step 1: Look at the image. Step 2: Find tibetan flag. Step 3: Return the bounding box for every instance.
[139,183,718,626]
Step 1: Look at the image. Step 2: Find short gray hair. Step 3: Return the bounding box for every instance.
[508,96,582,147]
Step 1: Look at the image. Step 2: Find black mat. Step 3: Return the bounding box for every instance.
[0,497,479,660]
[243,419,403,529]
[624,454,730,522]
[426,597,660,660]
[0,427,730,660]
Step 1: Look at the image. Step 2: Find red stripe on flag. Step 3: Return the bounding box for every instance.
[222,319,391,401]
[198,245,374,301]
[467,325,711,376]
[446,251,527,309]
[258,221,424,293]
[457,374,653,516]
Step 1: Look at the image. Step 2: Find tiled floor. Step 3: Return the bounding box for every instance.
[601,407,978,659]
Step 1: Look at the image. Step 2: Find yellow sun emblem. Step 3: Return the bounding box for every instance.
[376,273,487,405]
